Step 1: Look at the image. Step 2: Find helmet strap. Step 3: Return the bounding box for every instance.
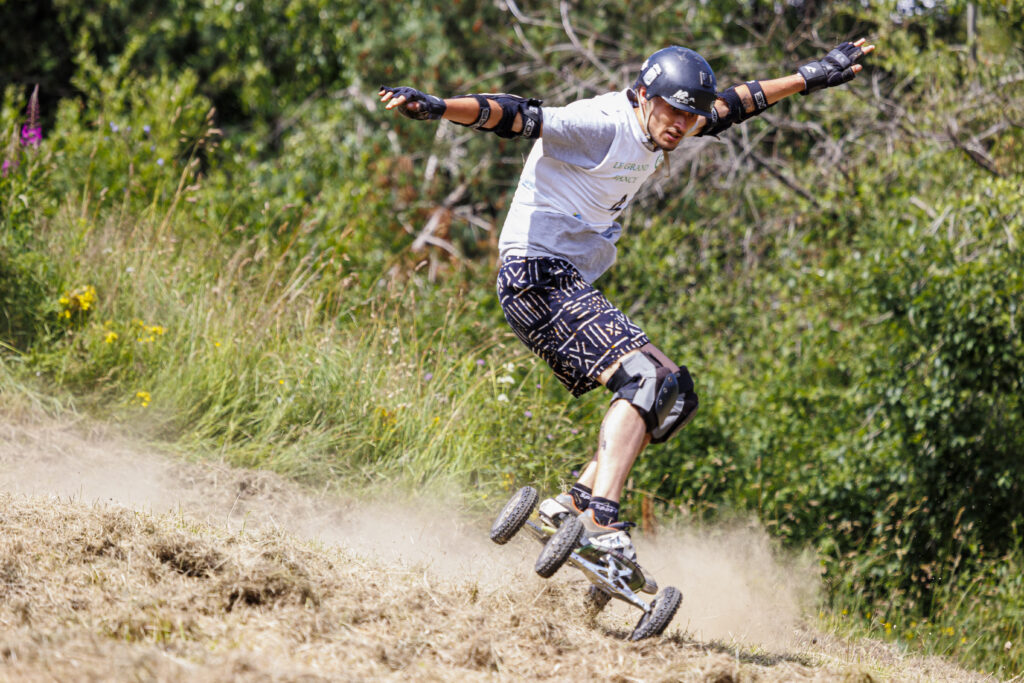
[635,89,658,150]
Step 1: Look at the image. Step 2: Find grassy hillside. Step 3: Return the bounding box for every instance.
[0,415,993,681]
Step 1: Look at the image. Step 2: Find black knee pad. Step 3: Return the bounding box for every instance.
[649,366,698,444]
[606,352,680,433]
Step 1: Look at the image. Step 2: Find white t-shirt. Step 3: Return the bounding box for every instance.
[498,89,663,283]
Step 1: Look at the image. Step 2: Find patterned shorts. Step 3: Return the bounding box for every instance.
[497,257,650,397]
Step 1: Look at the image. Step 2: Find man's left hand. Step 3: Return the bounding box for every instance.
[379,86,448,120]
[798,38,875,95]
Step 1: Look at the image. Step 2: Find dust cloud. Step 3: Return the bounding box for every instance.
[644,521,820,649]
[0,412,817,649]
[0,414,529,584]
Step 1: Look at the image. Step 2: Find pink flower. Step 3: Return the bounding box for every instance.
[20,125,42,147]
[2,85,40,171]
[21,85,41,147]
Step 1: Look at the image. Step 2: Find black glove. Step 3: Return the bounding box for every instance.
[379,85,447,120]
[797,42,865,95]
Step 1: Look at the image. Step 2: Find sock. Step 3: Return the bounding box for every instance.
[588,497,620,526]
[569,483,592,512]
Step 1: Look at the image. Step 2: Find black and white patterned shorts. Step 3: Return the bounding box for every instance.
[497,256,650,397]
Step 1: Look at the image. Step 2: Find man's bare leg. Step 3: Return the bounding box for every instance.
[575,343,677,502]
[550,344,677,589]
[590,399,650,501]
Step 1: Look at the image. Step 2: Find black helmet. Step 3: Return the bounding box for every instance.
[635,46,717,117]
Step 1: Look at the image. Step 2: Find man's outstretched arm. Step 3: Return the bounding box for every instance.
[378,88,542,139]
[696,38,876,137]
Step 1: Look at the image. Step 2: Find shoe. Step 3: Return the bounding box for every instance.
[578,509,658,594]
[578,509,637,559]
[538,492,583,528]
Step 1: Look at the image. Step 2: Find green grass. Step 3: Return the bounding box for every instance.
[4,159,600,504]
[824,545,1024,677]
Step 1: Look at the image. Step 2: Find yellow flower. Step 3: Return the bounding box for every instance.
[58,285,98,318]
[104,331,118,344]
[78,286,96,310]
[135,390,151,408]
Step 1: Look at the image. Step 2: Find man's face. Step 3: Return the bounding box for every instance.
[642,93,702,150]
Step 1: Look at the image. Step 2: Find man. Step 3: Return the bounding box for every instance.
[380,39,874,583]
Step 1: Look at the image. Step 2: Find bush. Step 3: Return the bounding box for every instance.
[0,88,57,351]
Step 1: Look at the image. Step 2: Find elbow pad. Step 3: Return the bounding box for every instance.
[453,93,543,139]
[698,81,773,138]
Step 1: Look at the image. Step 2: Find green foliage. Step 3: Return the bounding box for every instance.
[837,172,1024,609]
[0,90,57,350]
[0,248,53,351]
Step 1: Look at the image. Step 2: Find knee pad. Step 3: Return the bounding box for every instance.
[606,352,679,433]
[650,366,699,444]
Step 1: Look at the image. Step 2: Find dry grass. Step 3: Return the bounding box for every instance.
[0,495,808,681]
[0,493,994,682]
[0,411,997,682]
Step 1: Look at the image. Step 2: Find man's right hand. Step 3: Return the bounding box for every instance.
[378,86,447,120]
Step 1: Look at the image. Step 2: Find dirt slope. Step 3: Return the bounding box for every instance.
[0,411,995,682]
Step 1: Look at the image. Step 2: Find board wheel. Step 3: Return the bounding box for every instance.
[489,486,538,545]
[535,515,583,578]
[585,584,612,614]
[629,586,682,641]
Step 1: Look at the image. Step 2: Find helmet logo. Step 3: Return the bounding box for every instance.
[642,63,663,86]
[671,89,695,105]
